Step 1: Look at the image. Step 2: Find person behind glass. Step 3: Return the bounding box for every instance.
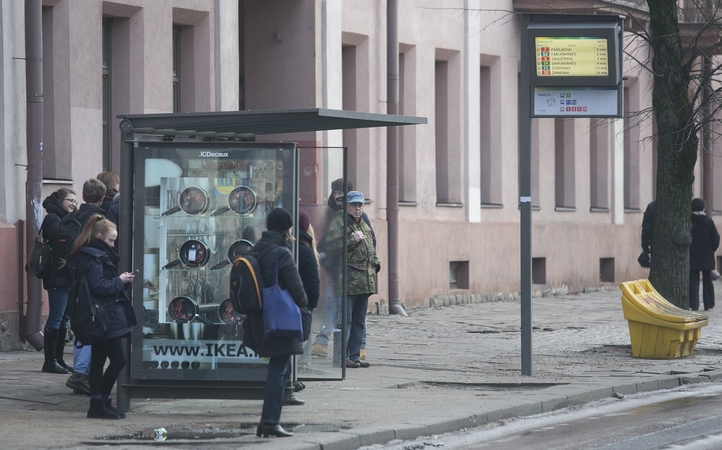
[65,215,137,419]
[40,188,77,374]
[96,171,119,215]
[689,198,720,311]
[312,178,375,359]
[297,210,320,370]
[323,191,380,368]
[247,208,308,438]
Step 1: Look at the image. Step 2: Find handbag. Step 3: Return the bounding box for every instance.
[26,229,53,279]
[262,247,303,341]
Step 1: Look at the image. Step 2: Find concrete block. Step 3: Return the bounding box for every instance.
[347,426,396,447]
[514,401,543,417]
[541,396,568,412]
[299,431,359,450]
[613,383,639,396]
[567,386,614,405]
[393,423,432,441]
[657,377,682,389]
[680,375,708,385]
[486,406,516,423]
[702,370,722,382]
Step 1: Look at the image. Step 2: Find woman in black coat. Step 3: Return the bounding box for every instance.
[690,198,720,311]
[296,210,320,371]
[40,188,77,374]
[247,208,308,438]
[66,215,137,419]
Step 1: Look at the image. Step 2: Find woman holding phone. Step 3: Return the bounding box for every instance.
[66,215,137,419]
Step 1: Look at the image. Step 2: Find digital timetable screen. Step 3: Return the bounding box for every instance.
[535,37,608,77]
[527,20,621,87]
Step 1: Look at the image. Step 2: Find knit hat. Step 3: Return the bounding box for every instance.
[331,178,354,192]
[347,191,365,204]
[267,208,293,232]
[692,198,706,212]
[298,210,311,233]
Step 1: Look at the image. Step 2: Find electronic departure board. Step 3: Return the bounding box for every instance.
[535,37,608,77]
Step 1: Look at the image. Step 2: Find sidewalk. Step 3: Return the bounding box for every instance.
[2,283,722,450]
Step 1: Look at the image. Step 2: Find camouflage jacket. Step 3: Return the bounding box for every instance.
[322,210,380,295]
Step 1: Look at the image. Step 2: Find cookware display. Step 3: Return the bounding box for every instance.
[210,239,254,270]
[162,239,211,269]
[162,186,214,216]
[219,298,242,324]
[210,186,258,216]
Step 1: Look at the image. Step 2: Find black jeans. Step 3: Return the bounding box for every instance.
[88,337,126,396]
[689,270,714,311]
[260,356,292,425]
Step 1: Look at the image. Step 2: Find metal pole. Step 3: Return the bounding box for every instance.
[23,0,45,350]
[519,15,533,376]
[387,0,406,316]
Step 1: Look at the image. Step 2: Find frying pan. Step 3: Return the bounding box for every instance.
[167,296,215,325]
[162,186,214,216]
[210,239,254,270]
[210,186,258,216]
[219,298,242,324]
[162,239,211,269]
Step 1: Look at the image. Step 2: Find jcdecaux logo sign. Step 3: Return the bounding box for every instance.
[198,151,229,158]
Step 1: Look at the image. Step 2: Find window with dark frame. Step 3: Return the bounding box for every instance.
[173,26,181,113]
[102,18,112,171]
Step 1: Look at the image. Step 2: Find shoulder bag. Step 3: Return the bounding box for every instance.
[262,247,303,342]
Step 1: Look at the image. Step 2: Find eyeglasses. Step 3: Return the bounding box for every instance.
[335,197,344,202]
[64,199,77,204]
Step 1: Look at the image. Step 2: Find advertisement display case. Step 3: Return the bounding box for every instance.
[129,142,297,384]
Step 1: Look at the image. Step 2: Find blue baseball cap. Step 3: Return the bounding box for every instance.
[347,191,365,204]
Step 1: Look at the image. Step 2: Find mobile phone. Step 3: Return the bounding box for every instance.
[132,269,140,275]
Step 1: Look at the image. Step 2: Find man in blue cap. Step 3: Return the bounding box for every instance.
[319,191,380,368]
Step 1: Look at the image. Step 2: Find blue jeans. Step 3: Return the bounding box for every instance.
[73,340,92,375]
[314,276,342,346]
[46,287,70,330]
[261,356,292,425]
[346,294,369,363]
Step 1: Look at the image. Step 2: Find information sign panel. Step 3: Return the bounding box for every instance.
[535,37,608,77]
[533,87,619,117]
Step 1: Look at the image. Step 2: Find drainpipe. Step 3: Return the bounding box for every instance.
[23,0,45,350]
[386,0,406,316]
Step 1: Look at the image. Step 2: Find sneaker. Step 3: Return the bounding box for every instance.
[311,343,328,357]
[359,348,366,360]
[66,373,90,395]
[358,360,370,368]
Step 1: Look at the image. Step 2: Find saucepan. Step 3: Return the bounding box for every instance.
[219,298,243,324]
[210,239,254,270]
[210,186,258,216]
[162,239,211,269]
[162,186,214,216]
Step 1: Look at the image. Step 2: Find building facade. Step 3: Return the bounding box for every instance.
[1,0,719,349]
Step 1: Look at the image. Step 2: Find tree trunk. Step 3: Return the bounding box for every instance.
[646,0,698,307]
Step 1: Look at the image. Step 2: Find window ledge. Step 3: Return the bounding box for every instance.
[624,208,641,213]
[590,207,610,213]
[555,206,576,212]
[481,203,503,209]
[399,201,418,207]
[437,202,464,208]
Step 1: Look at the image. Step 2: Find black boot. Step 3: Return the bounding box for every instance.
[259,424,293,437]
[55,328,74,373]
[41,328,68,374]
[104,397,126,419]
[87,398,120,420]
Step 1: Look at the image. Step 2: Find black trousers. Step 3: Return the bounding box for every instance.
[689,270,715,311]
[88,337,126,396]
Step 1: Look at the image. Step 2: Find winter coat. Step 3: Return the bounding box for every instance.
[247,231,308,358]
[100,189,118,215]
[641,201,655,253]
[298,230,320,310]
[41,193,71,289]
[106,196,120,228]
[323,211,380,296]
[690,213,720,271]
[66,243,136,340]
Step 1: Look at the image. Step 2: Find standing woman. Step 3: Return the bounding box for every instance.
[247,208,308,438]
[66,215,137,419]
[297,210,320,370]
[40,188,77,374]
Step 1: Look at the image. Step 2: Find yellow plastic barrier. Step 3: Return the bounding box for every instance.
[619,279,708,359]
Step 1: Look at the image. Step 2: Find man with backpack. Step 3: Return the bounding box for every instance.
[59,179,107,395]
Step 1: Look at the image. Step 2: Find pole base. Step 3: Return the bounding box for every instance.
[389,303,408,316]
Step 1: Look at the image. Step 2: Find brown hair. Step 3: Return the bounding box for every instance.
[304,223,320,264]
[83,179,106,204]
[71,215,117,253]
[97,171,119,192]
[55,188,76,202]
